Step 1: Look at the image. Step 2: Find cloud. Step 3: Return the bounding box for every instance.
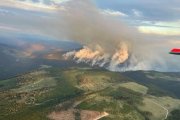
[132,9,143,17]
[94,0,180,44]
[138,26,180,36]
[154,21,180,28]
[0,0,67,12]
[95,0,180,21]
[102,9,128,17]
[0,8,14,15]
[22,0,70,4]
[138,20,180,36]
[0,24,21,32]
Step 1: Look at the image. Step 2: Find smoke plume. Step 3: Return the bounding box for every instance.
[53,0,173,71]
[58,0,147,71]
[0,0,179,71]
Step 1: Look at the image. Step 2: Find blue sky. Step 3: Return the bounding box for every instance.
[0,0,179,37]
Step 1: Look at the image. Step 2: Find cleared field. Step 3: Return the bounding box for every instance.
[138,96,180,120]
[149,96,180,111]
[119,82,148,95]
[14,77,56,93]
[138,97,166,120]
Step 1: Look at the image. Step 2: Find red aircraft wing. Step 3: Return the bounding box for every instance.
[170,48,180,55]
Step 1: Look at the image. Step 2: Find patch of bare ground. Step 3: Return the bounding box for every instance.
[48,100,109,120]
[48,110,109,120]
[48,109,75,120]
[80,110,109,120]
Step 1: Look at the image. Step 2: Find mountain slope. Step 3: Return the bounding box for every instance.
[0,67,180,120]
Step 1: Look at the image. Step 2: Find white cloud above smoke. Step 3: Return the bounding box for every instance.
[102,9,128,17]
[0,0,69,11]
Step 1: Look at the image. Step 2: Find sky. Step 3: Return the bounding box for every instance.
[0,0,179,37]
[0,0,180,72]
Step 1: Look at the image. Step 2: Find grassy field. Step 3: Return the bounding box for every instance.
[119,82,148,95]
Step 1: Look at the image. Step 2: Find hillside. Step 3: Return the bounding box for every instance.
[0,67,180,120]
